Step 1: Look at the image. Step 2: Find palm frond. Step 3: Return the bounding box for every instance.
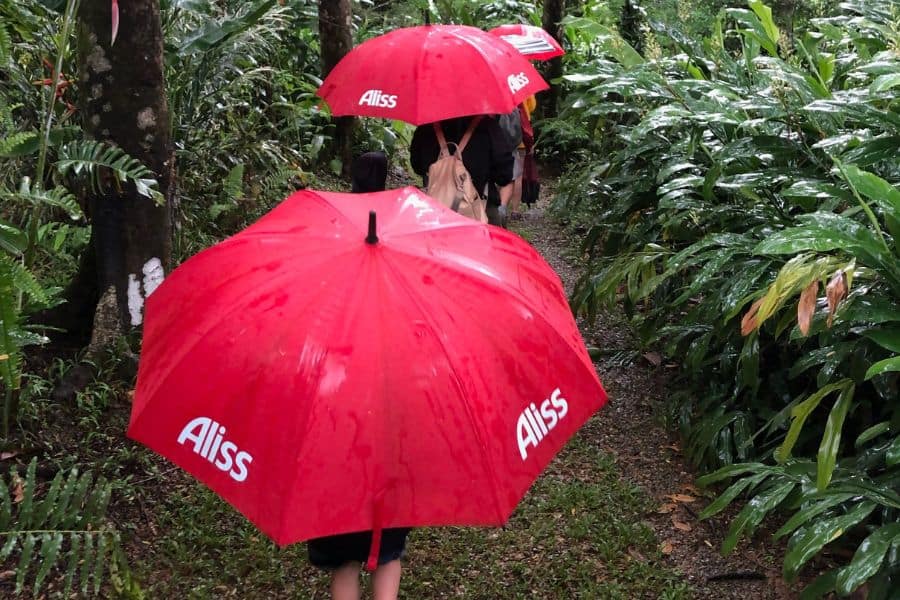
[55,140,164,204]
[0,459,137,598]
[0,178,83,220]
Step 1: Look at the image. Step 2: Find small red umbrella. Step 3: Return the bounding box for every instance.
[127,187,607,567]
[488,24,565,61]
[316,25,549,125]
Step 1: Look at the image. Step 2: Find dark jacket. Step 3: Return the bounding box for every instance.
[410,116,515,202]
[351,151,388,193]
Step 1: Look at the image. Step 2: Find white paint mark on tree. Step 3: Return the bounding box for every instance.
[127,273,143,326]
[142,258,165,297]
[87,45,112,73]
[137,108,157,130]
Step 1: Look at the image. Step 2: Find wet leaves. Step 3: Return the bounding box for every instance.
[667,493,697,503]
[741,297,764,336]
[11,473,25,504]
[797,280,818,335]
[672,519,693,532]
[825,270,848,327]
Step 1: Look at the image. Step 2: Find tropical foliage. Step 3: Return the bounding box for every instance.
[0,458,138,598]
[552,0,899,594]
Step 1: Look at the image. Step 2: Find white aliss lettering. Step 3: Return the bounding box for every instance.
[177,417,253,482]
[506,72,530,94]
[358,89,398,108]
[517,388,568,460]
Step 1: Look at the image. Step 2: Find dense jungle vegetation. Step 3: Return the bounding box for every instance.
[1,0,898,597]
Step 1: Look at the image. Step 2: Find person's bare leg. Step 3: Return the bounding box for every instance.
[372,560,402,600]
[510,176,523,212]
[331,562,361,600]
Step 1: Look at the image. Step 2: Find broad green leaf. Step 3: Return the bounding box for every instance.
[178,0,277,55]
[842,136,900,167]
[862,327,900,353]
[839,164,900,214]
[699,473,767,519]
[0,220,27,256]
[887,435,900,467]
[838,297,900,327]
[784,502,877,580]
[774,494,854,539]
[562,73,605,83]
[817,385,854,490]
[776,380,852,463]
[723,481,795,554]
[835,523,900,595]
[748,0,780,49]
[871,73,900,93]
[855,422,891,448]
[864,356,900,380]
[696,463,769,487]
[798,570,837,600]
[817,53,835,84]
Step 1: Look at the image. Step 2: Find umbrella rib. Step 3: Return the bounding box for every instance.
[377,252,508,525]
[272,247,377,545]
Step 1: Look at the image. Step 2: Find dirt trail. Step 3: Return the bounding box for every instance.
[513,185,797,600]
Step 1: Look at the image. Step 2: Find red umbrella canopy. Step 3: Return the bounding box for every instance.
[316,25,549,125]
[488,24,565,61]
[128,187,607,549]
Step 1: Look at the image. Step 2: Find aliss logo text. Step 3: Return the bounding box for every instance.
[517,388,567,460]
[507,72,530,94]
[358,89,397,108]
[178,417,253,482]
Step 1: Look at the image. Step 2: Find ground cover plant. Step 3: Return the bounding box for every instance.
[552,0,900,595]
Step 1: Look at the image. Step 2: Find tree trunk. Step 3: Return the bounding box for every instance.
[319,0,355,175]
[773,0,797,42]
[541,0,565,118]
[72,0,174,344]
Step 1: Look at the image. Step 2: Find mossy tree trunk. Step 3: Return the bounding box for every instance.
[53,0,174,349]
[319,0,355,175]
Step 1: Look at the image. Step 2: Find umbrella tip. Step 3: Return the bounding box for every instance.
[366,210,378,244]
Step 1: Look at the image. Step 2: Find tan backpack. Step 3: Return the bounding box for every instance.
[426,117,488,223]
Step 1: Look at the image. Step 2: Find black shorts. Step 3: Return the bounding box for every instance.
[306,528,412,569]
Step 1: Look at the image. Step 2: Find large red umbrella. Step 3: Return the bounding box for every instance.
[128,187,607,566]
[488,24,565,61]
[316,25,548,125]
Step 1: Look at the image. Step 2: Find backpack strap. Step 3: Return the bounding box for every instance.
[456,116,483,155]
[433,122,451,158]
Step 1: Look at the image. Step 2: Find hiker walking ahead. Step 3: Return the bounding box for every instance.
[409,115,515,226]
[304,150,412,600]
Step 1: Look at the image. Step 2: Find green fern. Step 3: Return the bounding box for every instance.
[55,140,164,205]
[258,166,302,202]
[0,177,83,220]
[209,163,245,219]
[0,253,49,306]
[0,253,50,436]
[223,163,245,202]
[0,458,141,598]
[0,23,10,63]
[0,131,39,158]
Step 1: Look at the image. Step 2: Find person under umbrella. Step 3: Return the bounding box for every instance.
[307,150,410,600]
[409,115,515,227]
[127,189,608,599]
